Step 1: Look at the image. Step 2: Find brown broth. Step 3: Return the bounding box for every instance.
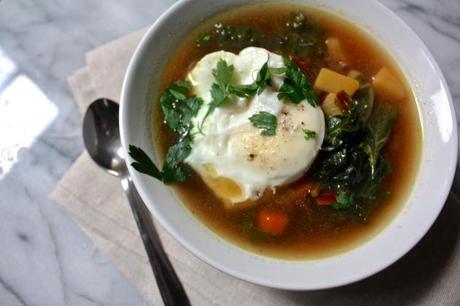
[152,3,422,259]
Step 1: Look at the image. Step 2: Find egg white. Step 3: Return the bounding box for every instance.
[185,47,325,205]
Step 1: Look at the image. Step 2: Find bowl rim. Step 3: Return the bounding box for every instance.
[120,0,458,290]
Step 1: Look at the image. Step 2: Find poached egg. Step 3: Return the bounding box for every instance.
[186,47,325,206]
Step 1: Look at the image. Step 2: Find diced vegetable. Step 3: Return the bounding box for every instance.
[316,192,337,206]
[314,68,360,96]
[321,93,343,117]
[257,209,289,236]
[372,67,406,100]
[347,70,362,79]
[336,91,351,113]
[325,37,347,66]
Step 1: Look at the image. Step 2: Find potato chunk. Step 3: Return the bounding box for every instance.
[321,93,343,117]
[314,68,360,96]
[372,67,406,100]
[326,37,347,66]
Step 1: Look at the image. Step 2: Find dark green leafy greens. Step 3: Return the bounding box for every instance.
[196,11,325,57]
[249,111,277,136]
[363,103,398,177]
[130,80,202,184]
[277,58,318,106]
[332,191,356,210]
[310,78,397,215]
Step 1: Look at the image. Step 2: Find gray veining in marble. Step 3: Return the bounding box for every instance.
[0,0,458,305]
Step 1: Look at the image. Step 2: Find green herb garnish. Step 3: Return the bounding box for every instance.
[229,62,271,97]
[130,81,202,183]
[303,129,316,140]
[199,59,235,130]
[200,60,274,130]
[196,32,211,45]
[249,111,277,136]
[160,80,203,135]
[128,145,163,181]
[277,58,318,106]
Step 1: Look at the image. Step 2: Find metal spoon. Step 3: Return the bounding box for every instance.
[82,98,190,306]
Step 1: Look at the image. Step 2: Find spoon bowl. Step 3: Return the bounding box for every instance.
[83,98,126,176]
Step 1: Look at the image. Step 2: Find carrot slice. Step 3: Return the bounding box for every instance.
[257,209,289,236]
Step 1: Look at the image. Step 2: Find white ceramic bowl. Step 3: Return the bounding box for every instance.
[120,0,457,290]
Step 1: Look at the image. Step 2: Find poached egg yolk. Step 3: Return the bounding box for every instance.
[185,47,325,206]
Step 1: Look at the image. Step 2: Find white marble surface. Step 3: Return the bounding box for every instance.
[0,0,458,305]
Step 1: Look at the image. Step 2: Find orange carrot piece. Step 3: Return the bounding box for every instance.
[257,209,289,236]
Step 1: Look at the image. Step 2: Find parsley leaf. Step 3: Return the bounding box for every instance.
[249,111,277,136]
[303,129,316,140]
[196,32,211,45]
[213,59,234,88]
[161,136,192,183]
[128,145,163,181]
[254,62,271,94]
[129,139,192,185]
[228,83,258,98]
[131,80,202,184]
[199,60,235,129]
[277,58,317,106]
[160,80,202,134]
[269,67,287,75]
[229,62,271,97]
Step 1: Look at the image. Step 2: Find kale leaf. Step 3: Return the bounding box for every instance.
[362,103,397,177]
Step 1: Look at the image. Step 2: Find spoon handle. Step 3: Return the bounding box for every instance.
[121,176,191,306]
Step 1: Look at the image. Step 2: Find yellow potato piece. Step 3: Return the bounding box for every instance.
[326,37,347,65]
[372,67,406,100]
[314,68,360,96]
[321,93,343,117]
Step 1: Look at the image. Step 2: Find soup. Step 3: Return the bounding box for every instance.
[134,3,422,259]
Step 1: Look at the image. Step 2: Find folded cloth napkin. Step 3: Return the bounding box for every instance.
[51,28,460,306]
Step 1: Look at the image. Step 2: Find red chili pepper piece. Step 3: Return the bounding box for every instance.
[316,191,337,206]
[292,56,310,75]
[336,91,351,113]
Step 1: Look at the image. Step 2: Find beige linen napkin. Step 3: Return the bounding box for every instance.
[52,29,460,306]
